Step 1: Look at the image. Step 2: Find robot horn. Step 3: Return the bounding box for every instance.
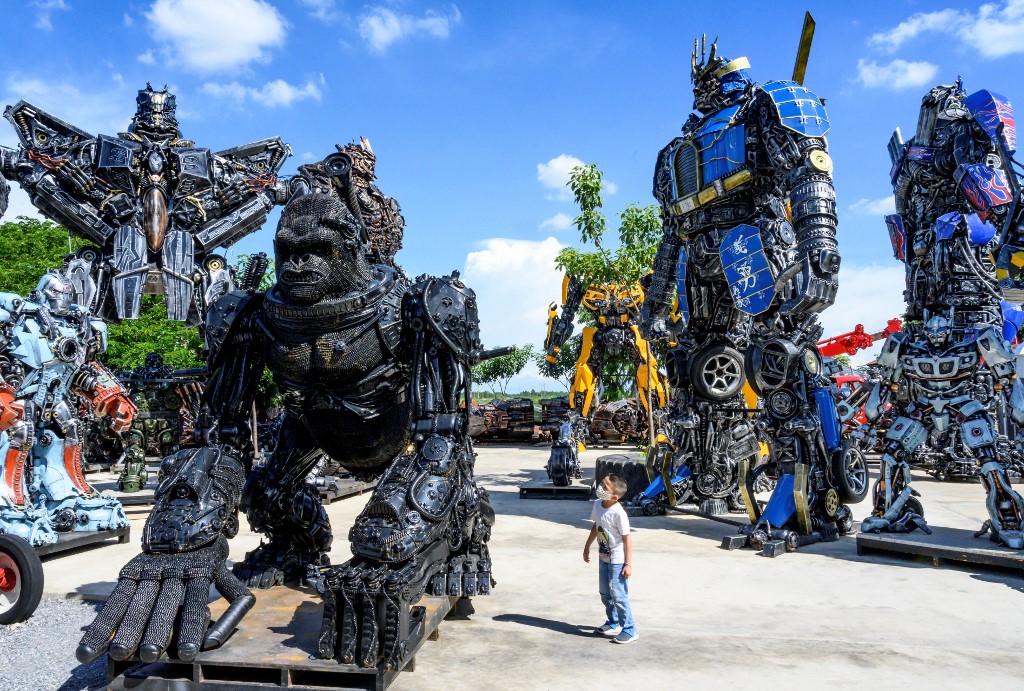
[701,34,706,62]
[692,38,699,76]
[707,38,718,65]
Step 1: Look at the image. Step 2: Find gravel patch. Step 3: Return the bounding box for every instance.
[0,597,107,690]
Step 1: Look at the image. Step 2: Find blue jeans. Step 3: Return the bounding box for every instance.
[599,560,635,634]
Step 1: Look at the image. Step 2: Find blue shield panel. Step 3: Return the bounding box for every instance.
[934,212,960,241]
[720,224,777,316]
[965,89,1016,155]
[675,248,689,326]
[759,81,830,137]
[694,104,745,185]
[885,213,906,261]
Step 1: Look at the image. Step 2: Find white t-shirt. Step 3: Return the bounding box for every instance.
[590,499,630,564]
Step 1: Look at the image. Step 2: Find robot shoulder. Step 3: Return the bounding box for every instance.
[203,289,264,366]
[755,80,830,138]
[404,272,482,360]
[876,331,908,369]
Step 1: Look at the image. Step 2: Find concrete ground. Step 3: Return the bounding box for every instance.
[31,445,1024,689]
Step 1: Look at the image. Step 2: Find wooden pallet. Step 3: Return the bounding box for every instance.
[519,479,593,500]
[107,585,452,691]
[35,526,131,557]
[856,525,1024,573]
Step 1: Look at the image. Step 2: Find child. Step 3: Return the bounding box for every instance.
[583,474,637,644]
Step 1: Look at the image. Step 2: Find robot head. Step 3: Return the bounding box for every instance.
[129,83,180,141]
[924,314,952,347]
[35,272,74,315]
[145,352,164,369]
[691,36,752,115]
[343,137,377,180]
[916,81,967,145]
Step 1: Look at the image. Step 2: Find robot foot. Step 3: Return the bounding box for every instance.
[49,496,129,533]
[974,520,1024,549]
[698,498,728,516]
[0,507,57,545]
[861,512,932,535]
[233,542,330,589]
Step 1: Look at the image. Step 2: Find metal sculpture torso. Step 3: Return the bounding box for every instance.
[642,45,854,548]
[0,85,292,323]
[0,268,135,544]
[76,152,497,671]
[859,82,1024,547]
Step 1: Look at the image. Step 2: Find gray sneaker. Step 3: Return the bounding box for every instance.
[596,623,621,636]
[612,629,639,644]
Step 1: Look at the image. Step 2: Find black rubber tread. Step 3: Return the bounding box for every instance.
[547,447,570,487]
[0,534,44,625]
[594,454,650,502]
[831,440,870,504]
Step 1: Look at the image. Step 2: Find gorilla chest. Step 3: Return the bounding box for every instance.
[267,325,387,386]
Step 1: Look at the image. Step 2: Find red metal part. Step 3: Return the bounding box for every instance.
[0,566,15,592]
[817,318,903,357]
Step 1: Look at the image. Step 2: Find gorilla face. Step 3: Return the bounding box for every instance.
[274,187,372,304]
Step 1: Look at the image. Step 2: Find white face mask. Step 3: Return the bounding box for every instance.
[595,486,612,500]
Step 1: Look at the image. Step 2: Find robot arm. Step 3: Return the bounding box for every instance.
[544,275,584,364]
[70,361,137,433]
[639,228,684,340]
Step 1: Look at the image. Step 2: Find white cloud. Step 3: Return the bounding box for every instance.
[138,50,155,65]
[867,1,1024,59]
[201,77,324,108]
[856,59,938,90]
[604,181,618,195]
[1,76,132,137]
[540,213,573,232]
[301,0,340,23]
[123,12,134,27]
[31,0,69,31]
[849,195,897,216]
[536,154,616,201]
[301,151,317,161]
[145,0,287,73]
[819,263,907,365]
[358,4,462,52]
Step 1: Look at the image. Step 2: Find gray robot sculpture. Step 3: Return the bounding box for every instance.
[855,81,1024,548]
[641,36,857,553]
[0,266,136,545]
[0,84,293,323]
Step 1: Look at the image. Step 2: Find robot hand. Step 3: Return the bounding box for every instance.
[76,535,255,664]
[0,384,23,433]
[778,255,839,315]
[94,387,138,433]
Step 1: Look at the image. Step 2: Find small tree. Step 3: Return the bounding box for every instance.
[0,216,88,295]
[534,334,581,391]
[472,344,534,397]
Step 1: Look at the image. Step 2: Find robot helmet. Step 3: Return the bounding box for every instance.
[35,272,74,315]
[144,352,164,369]
[691,36,752,114]
[341,137,377,179]
[923,314,952,347]
[129,83,180,141]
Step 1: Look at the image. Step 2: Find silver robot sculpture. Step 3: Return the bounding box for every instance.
[0,84,293,323]
[857,81,1024,548]
[0,265,136,545]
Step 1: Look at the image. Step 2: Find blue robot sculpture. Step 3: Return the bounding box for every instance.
[855,81,1024,548]
[0,266,136,545]
[641,37,858,554]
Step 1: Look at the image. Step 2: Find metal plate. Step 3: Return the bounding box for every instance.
[720,224,777,316]
[759,80,830,137]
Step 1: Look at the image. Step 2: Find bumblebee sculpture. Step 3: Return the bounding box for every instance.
[855,82,1024,547]
[76,150,498,670]
[0,84,294,323]
[0,266,136,545]
[641,38,857,551]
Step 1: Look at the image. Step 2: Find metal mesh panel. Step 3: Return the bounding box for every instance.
[673,142,699,199]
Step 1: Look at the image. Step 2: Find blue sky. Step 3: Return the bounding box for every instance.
[3,0,1024,390]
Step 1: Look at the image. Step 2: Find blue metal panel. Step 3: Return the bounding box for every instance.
[694,105,744,185]
[642,464,692,499]
[905,146,935,162]
[935,212,960,241]
[759,81,830,137]
[720,224,776,316]
[1001,299,1024,342]
[956,163,1013,212]
[965,213,997,246]
[964,89,1016,155]
[885,214,906,261]
[761,474,797,527]
[814,387,841,452]
[675,248,689,326]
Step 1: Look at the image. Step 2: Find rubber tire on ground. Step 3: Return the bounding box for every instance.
[594,454,650,503]
[548,446,570,487]
[0,534,44,625]
[831,440,870,504]
[690,344,746,402]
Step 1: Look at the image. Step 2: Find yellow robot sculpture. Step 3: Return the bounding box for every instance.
[544,275,668,426]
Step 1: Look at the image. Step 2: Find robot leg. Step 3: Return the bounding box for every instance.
[861,416,929,534]
[111,224,147,320]
[570,327,600,418]
[161,228,196,322]
[36,429,128,533]
[0,425,56,546]
[960,414,1024,548]
[628,325,668,413]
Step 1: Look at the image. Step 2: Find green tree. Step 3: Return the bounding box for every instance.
[533,334,581,391]
[103,295,204,371]
[472,344,534,397]
[833,353,852,368]
[0,217,88,295]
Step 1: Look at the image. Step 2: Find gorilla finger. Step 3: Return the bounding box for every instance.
[108,576,162,661]
[139,576,185,663]
[176,577,212,662]
[204,570,255,650]
[76,577,140,663]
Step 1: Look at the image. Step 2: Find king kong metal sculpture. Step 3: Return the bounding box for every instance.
[0,265,136,545]
[852,81,1024,547]
[75,150,500,669]
[0,84,293,323]
[640,37,860,552]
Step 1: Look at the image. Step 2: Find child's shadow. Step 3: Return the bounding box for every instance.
[493,613,595,637]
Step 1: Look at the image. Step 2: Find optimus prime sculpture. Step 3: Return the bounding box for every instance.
[854,81,1024,547]
[0,84,294,323]
[640,37,860,550]
[0,266,136,545]
[543,277,668,481]
[76,150,498,669]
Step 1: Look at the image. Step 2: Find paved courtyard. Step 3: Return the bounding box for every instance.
[26,444,1024,689]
